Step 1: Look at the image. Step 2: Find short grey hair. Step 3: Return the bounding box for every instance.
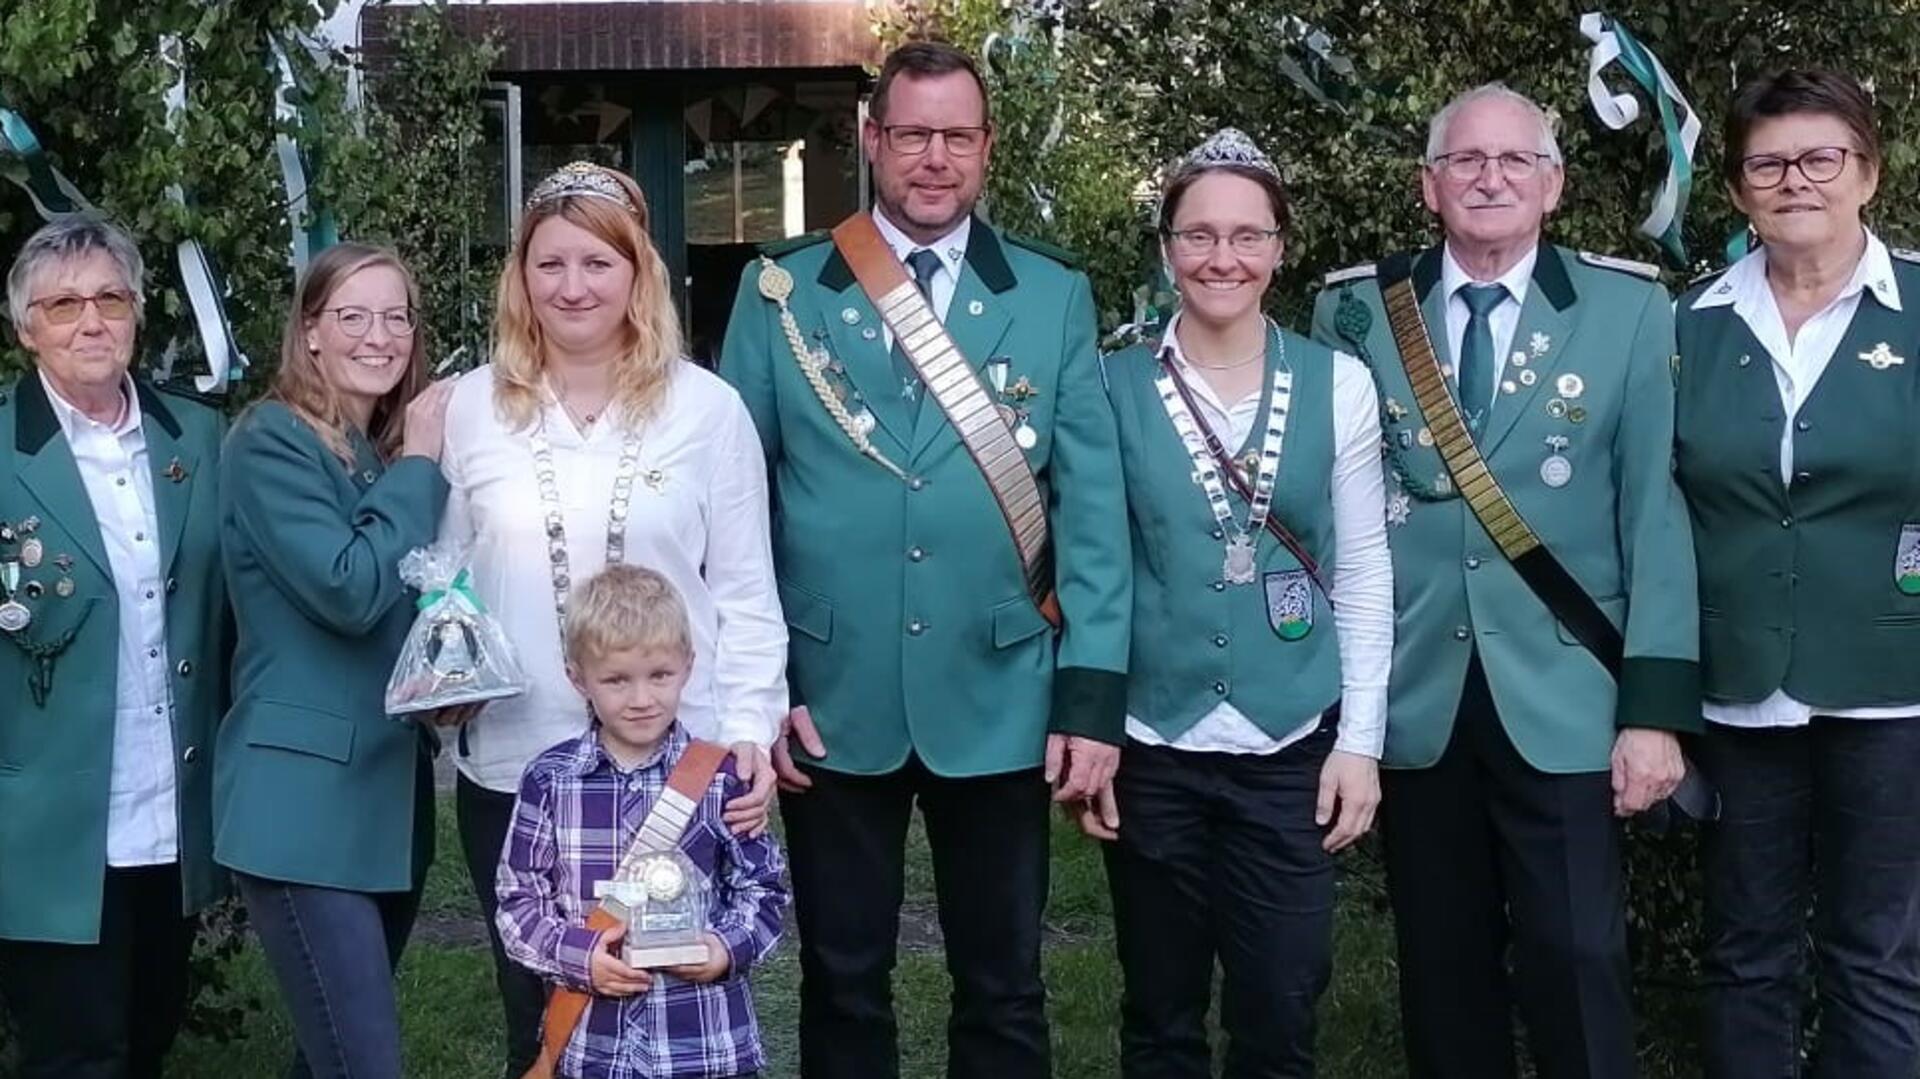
[1425,83,1563,165]
[6,213,147,329]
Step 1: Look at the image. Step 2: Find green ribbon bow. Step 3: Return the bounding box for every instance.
[418,569,484,613]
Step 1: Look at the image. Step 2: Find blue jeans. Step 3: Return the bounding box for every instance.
[236,873,423,1079]
[1697,717,1920,1079]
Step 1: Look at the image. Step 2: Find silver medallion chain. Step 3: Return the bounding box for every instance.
[529,416,643,641]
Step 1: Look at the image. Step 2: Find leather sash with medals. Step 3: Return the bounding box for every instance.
[827,212,1060,628]
[1374,252,1622,673]
[522,739,730,1079]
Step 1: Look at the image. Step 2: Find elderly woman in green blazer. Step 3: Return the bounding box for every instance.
[214,243,455,1079]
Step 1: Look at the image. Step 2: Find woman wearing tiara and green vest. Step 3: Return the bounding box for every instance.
[1090,128,1392,1076]
[1674,70,1920,1079]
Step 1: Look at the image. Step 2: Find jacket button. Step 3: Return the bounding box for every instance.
[1212,681,1227,695]
[1794,471,1811,484]
[166,578,177,595]
[907,619,926,636]
[1465,556,1482,570]
[907,547,925,562]
[1795,419,1811,432]
[1213,634,1228,647]
[181,746,198,764]
[176,661,192,677]
[1780,517,1793,528]
[1211,581,1226,592]
[909,477,926,491]
[1210,528,1225,540]
[1453,626,1471,641]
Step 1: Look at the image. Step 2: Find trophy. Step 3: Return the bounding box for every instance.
[593,849,713,968]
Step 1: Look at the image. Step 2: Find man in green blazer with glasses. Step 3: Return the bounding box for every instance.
[720,40,1131,1079]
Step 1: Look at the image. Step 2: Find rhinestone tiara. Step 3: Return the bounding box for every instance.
[1177,127,1281,180]
[527,161,640,213]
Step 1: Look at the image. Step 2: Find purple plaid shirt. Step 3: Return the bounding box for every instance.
[496,722,788,1079]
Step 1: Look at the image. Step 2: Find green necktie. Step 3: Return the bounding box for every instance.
[894,249,943,414]
[1457,283,1506,434]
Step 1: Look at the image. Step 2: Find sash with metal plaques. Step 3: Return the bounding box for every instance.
[1376,252,1623,673]
[522,739,730,1079]
[830,211,1060,628]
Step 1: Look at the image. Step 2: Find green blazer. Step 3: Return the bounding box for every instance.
[719,220,1132,777]
[1310,243,1700,773]
[0,374,227,943]
[1104,326,1342,740]
[213,402,446,893]
[1676,251,1920,706]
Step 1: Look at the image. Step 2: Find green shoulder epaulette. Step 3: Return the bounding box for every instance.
[1322,262,1377,287]
[1003,231,1083,269]
[1890,247,1920,265]
[759,230,831,259]
[1577,250,1661,281]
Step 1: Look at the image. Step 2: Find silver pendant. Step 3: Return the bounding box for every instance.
[20,538,42,569]
[1540,454,1573,488]
[1224,534,1258,584]
[0,600,29,633]
[1014,423,1038,450]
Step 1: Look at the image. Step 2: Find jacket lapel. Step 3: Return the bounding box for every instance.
[1481,244,1576,457]
[11,374,110,578]
[911,223,1017,461]
[816,247,912,451]
[134,383,196,576]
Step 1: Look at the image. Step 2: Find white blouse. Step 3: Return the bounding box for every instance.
[438,361,788,792]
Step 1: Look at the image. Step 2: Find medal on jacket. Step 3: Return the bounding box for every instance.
[0,561,27,632]
[1153,322,1291,588]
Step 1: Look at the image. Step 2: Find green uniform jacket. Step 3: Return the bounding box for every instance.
[213,402,445,893]
[719,219,1131,777]
[1310,243,1700,773]
[1104,327,1342,739]
[1676,252,1920,705]
[0,375,227,943]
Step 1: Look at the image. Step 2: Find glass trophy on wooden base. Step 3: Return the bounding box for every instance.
[593,849,712,968]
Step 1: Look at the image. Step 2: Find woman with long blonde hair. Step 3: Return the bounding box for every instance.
[435,162,786,1074]
[215,241,456,1077]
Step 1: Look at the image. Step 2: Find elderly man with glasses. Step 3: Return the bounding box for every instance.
[0,213,228,1079]
[720,39,1130,1079]
[1310,83,1701,1079]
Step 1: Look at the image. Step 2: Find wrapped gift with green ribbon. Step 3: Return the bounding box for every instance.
[384,547,528,717]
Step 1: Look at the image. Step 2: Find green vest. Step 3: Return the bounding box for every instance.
[1105,327,1339,739]
[1676,256,1920,707]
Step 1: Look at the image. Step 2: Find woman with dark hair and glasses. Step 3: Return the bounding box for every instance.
[1091,128,1391,1076]
[1673,69,1920,1078]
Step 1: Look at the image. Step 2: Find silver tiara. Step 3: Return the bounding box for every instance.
[527,161,639,213]
[1178,127,1281,179]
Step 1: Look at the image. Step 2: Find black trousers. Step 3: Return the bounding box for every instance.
[783,755,1051,1079]
[0,863,196,1079]
[1380,658,1634,1079]
[1696,717,1920,1079]
[1102,725,1338,1079]
[457,774,549,1076]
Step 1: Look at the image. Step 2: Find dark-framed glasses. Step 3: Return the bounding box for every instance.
[1430,150,1555,182]
[29,289,135,325]
[326,306,417,338]
[1166,227,1284,258]
[1740,146,1854,190]
[882,125,990,157]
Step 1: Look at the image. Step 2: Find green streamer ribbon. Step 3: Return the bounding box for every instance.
[0,105,91,219]
[1580,12,1700,265]
[418,569,484,613]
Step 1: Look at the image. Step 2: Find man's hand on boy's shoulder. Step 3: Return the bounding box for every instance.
[662,931,733,985]
[590,923,653,998]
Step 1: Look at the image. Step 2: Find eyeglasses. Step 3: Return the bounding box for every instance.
[28,290,136,325]
[1740,146,1855,190]
[1429,150,1556,183]
[882,125,990,157]
[1165,228,1284,258]
[326,306,418,338]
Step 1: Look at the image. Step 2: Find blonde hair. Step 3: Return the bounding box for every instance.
[491,164,684,431]
[266,243,429,467]
[564,564,694,668]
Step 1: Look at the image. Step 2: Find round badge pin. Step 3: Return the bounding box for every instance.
[1519,369,1538,386]
[841,307,861,325]
[1015,423,1039,450]
[0,600,29,633]
[1546,398,1568,418]
[55,577,74,598]
[1568,406,1588,424]
[1540,454,1574,488]
[1556,373,1585,398]
[1416,427,1435,447]
[19,538,42,568]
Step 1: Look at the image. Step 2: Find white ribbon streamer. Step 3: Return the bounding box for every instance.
[159,34,247,393]
[1579,12,1700,257]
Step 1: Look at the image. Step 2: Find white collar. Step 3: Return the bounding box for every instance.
[1441,242,1536,307]
[1691,228,1901,314]
[38,369,140,439]
[871,205,971,279]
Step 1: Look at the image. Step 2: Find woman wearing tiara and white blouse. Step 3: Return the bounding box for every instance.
[1091,129,1393,1076]
[435,161,787,1076]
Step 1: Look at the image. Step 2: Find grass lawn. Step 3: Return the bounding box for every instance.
[160,795,1692,1078]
